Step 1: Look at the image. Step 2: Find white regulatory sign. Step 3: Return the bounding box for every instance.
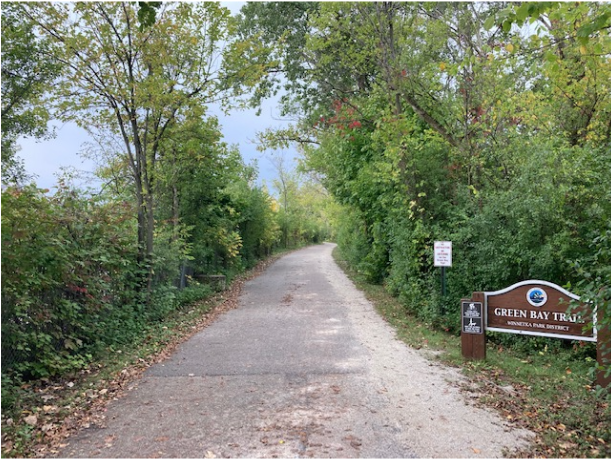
[434,241,452,267]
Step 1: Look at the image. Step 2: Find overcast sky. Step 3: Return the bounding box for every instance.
[15,1,299,192]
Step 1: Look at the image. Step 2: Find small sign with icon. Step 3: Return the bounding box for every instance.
[462,301,483,334]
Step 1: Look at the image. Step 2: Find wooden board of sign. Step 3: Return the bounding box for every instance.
[461,280,608,387]
[485,281,596,342]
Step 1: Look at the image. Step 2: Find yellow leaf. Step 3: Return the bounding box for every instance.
[505,43,514,53]
[439,62,446,71]
[580,45,588,55]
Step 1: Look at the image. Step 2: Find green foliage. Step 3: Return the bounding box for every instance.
[570,230,612,390]
[269,165,334,250]
[235,2,321,114]
[0,1,319,436]
[241,1,611,387]
[1,185,140,378]
[137,2,161,30]
[1,3,60,184]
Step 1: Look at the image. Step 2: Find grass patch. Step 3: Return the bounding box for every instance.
[332,246,611,458]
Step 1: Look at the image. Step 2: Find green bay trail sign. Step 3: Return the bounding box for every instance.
[461,280,610,387]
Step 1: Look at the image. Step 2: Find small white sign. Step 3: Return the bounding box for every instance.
[434,241,452,267]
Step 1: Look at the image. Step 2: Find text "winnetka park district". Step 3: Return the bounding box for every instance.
[493,307,584,332]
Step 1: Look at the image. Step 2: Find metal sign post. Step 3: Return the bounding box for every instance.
[434,241,452,297]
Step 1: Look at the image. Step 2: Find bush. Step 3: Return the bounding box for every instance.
[1,185,140,379]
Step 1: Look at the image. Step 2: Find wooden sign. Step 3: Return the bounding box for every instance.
[461,280,608,387]
[485,280,596,342]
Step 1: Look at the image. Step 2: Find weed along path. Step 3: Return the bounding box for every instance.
[59,243,534,458]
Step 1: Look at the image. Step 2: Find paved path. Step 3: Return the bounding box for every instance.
[60,243,533,458]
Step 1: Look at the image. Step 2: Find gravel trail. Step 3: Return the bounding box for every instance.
[59,243,533,458]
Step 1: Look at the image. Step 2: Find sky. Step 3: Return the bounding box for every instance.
[15,1,299,192]
[17,95,298,191]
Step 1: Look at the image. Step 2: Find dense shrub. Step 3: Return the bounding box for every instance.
[1,185,140,379]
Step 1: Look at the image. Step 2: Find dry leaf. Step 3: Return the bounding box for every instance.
[472,447,481,454]
[24,415,38,426]
[205,450,216,458]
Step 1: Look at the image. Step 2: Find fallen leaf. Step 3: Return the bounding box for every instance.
[99,389,108,396]
[472,447,481,454]
[205,451,216,459]
[559,442,576,450]
[24,415,38,426]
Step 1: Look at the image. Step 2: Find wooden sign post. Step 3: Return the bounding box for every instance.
[461,280,610,387]
[460,292,486,359]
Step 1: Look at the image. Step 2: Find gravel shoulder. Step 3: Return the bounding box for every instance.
[59,243,534,458]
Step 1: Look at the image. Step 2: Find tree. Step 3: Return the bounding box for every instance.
[1,3,60,184]
[235,2,320,115]
[22,2,265,294]
[242,1,610,338]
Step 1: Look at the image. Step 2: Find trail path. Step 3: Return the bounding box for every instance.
[60,243,533,458]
